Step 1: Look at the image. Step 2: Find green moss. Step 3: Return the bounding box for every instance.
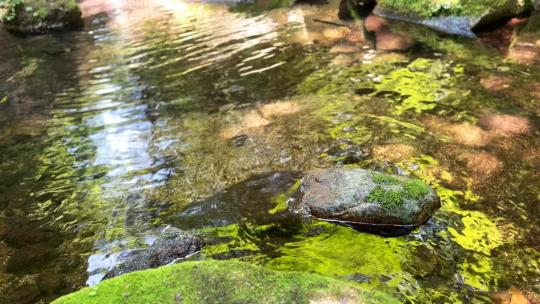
[52,260,400,304]
[1,0,22,22]
[2,0,82,32]
[367,177,430,209]
[366,186,404,209]
[377,0,513,17]
[403,179,430,200]
[372,173,400,185]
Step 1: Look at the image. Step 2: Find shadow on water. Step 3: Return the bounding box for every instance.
[0,0,540,303]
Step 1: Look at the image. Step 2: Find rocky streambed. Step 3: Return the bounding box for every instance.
[1,0,540,303]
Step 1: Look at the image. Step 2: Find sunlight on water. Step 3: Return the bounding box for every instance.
[0,0,539,303]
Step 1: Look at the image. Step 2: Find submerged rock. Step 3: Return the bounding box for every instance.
[105,227,204,279]
[2,0,83,35]
[53,260,400,304]
[373,0,535,37]
[292,169,440,233]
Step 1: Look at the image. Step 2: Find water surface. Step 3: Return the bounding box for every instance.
[0,0,539,303]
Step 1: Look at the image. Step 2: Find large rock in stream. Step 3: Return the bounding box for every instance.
[373,0,535,37]
[292,169,440,234]
[104,227,204,279]
[2,0,83,35]
[54,260,400,304]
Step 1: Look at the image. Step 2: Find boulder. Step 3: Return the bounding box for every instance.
[292,169,440,233]
[373,0,535,37]
[53,260,401,304]
[2,0,83,35]
[105,227,204,279]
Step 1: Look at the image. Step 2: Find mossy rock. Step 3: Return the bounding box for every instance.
[293,169,440,234]
[373,0,535,37]
[52,260,400,304]
[2,0,83,35]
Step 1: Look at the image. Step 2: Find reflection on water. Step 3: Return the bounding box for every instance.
[0,0,539,303]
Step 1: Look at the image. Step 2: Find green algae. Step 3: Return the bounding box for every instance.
[200,224,264,258]
[266,221,407,278]
[52,260,400,304]
[375,58,460,115]
[297,56,463,116]
[269,179,301,215]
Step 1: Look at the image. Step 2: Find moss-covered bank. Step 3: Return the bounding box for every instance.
[52,260,399,304]
[2,0,82,35]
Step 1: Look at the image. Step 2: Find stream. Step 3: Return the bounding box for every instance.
[0,0,539,303]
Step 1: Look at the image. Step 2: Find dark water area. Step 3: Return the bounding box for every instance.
[0,0,539,303]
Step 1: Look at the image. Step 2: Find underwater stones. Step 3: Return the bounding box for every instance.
[478,114,531,137]
[293,169,440,232]
[2,0,83,35]
[221,101,300,139]
[424,116,493,147]
[364,14,416,50]
[491,288,540,304]
[481,75,513,92]
[509,11,540,64]
[460,151,503,177]
[105,227,204,279]
[373,0,535,37]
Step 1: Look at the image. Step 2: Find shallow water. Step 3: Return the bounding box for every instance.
[0,0,539,303]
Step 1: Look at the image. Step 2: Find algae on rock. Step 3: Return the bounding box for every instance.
[52,260,400,304]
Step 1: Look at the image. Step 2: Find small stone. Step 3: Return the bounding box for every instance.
[231,134,249,147]
[105,227,204,279]
[292,169,440,233]
[175,292,183,302]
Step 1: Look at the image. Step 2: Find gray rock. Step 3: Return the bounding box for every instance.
[535,0,540,10]
[105,227,204,279]
[373,6,479,38]
[293,169,440,228]
[373,0,535,37]
[2,0,83,35]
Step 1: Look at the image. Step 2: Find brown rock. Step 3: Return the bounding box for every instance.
[478,114,531,137]
[481,75,513,92]
[365,14,416,51]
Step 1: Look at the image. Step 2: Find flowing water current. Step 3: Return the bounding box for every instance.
[1,0,539,303]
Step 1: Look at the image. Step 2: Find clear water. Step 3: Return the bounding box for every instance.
[0,0,539,303]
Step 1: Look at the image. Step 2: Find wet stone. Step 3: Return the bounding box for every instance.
[105,227,204,279]
[292,168,440,235]
[231,134,249,147]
